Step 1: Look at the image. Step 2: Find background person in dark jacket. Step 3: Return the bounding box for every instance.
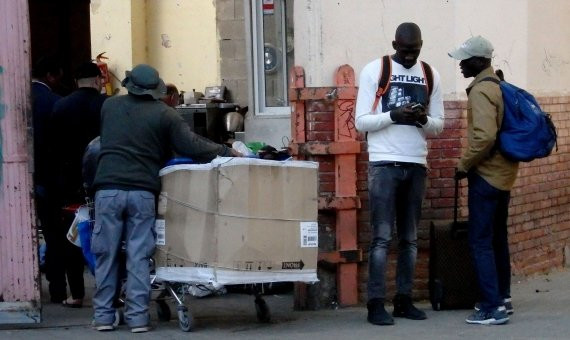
[31,56,65,303]
[90,64,241,333]
[49,61,108,308]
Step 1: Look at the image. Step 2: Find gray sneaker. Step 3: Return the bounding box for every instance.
[474,298,514,315]
[466,306,509,325]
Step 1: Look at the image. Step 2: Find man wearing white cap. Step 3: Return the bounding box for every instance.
[449,36,519,325]
[90,64,241,332]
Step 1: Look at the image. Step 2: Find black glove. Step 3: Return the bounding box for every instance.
[454,170,468,180]
[390,104,417,124]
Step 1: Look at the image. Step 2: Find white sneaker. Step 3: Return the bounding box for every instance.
[91,321,115,332]
[131,325,151,333]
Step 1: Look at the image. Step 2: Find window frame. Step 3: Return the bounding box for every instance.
[249,0,292,117]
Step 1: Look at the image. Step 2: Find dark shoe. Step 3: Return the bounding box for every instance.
[466,306,509,325]
[503,298,514,315]
[474,298,514,315]
[392,294,426,320]
[367,299,394,326]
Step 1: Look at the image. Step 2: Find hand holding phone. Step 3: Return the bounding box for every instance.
[411,103,428,125]
[411,103,425,111]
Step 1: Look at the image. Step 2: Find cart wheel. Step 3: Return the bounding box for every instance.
[255,297,271,323]
[156,300,171,321]
[177,305,193,332]
[113,308,124,326]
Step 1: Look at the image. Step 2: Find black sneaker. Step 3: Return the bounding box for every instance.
[466,306,509,325]
[367,299,394,326]
[503,298,514,315]
[392,294,427,320]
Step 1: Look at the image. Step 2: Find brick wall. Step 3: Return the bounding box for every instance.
[305,95,570,304]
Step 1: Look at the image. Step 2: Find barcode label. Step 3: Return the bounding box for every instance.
[300,222,318,248]
[157,192,168,215]
[155,219,166,246]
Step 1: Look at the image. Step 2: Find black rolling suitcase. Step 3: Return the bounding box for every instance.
[429,176,479,310]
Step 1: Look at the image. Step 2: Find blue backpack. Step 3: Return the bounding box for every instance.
[484,74,557,162]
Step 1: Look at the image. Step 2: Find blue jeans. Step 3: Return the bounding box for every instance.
[92,189,156,328]
[367,162,426,301]
[467,173,511,313]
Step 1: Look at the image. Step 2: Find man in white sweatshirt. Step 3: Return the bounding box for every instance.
[355,22,444,326]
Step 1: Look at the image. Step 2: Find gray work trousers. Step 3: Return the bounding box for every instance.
[92,189,156,328]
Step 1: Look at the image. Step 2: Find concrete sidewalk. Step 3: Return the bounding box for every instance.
[1,269,569,339]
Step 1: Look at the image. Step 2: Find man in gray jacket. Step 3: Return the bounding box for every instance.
[91,64,240,332]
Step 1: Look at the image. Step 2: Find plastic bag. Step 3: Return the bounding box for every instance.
[232,141,255,157]
[78,220,96,275]
[66,205,91,247]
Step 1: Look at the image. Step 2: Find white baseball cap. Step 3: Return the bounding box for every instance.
[448,36,494,60]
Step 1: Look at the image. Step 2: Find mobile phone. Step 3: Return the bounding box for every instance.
[411,103,424,110]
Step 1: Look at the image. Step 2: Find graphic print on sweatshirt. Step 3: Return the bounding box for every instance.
[381,73,429,114]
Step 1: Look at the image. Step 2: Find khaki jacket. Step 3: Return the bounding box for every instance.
[458,67,518,191]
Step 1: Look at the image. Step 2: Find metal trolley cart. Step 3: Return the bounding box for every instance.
[152,267,316,331]
[155,157,320,332]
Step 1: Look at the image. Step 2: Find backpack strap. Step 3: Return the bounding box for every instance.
[371,55,391,112]
[481,77,500,85]
[478,76,503,154]
[420,61,434,103]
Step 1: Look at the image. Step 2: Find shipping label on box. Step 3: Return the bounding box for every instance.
[300,222,318,247]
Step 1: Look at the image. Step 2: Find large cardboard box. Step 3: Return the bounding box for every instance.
[155,157,318,284]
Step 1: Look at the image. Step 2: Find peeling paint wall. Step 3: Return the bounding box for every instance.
[90,0,219,96]
[0,65,4,186]
[295,0,570,99]
[0,0,41,321]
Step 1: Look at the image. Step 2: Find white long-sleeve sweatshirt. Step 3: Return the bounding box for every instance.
[355,58,444,164]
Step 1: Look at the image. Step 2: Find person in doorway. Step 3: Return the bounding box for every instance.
[161,83,180,108]
[31,56,65,303]
[355,22,444,326]
[449,36,518,325]
[90,64,241,333]
[49,61,108,308]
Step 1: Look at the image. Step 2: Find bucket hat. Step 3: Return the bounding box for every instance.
[121,64,166,99]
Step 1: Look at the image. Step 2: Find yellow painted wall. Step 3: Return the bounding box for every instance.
[90,0,136,92]
[146,0,220,93]
[90,0,219,95]
[131,0,147,66]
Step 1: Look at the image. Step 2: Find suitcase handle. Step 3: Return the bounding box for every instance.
[451,168,467,238]
[454,169,459,225]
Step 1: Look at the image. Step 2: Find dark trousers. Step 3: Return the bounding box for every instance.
[367,163,427,301]
[467,173,511,313]
[38,194,85,301]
